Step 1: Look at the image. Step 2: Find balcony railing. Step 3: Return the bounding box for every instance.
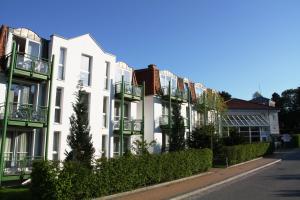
[159,114,189,127]
[115,82,142,98]
[0,103,48,124]
[161,87,188,101]
[14,52,50,76]
[113,119,143,133]
[3,152,43,176]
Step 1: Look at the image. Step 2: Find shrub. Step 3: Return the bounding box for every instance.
[31,149,212,199]
[223,142,273,165]
[292,134,300,147]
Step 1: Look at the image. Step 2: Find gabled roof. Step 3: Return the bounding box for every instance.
[226,98,278,110]
[51,33,116,58]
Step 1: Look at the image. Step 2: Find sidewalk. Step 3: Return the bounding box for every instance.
[101,157,281,200]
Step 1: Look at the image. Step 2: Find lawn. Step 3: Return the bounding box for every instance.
[0,186,31,200]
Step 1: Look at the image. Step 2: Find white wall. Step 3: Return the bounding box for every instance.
[269,110,280,134]
[48,34,116,160]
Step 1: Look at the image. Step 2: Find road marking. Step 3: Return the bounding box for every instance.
[171,159,282,200]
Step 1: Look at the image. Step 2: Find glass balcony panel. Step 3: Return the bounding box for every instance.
[34,60,49,74]
[3,152,43,176]
[8,103,47,123]
[14,53,50,76]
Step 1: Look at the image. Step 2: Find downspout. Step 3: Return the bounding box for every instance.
[45,55,54,160]
[120,76,124,155]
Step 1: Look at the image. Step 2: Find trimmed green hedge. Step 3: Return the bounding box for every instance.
[223,142,273,166]
[292,134,300,148]
[31,149,212,200]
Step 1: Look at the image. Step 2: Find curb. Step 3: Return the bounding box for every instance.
[227,157,262,168]
[97,171,212,200]
[170,159,282,200]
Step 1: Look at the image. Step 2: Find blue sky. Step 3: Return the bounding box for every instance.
[2,0,300,99]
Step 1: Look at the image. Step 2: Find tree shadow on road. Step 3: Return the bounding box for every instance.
[274,190,300,197]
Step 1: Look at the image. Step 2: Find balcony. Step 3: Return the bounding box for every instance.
[161,87,188,103]
[11,52,50,80]
[113,119,143,135]
[159,114,189,130]
[3,152,43,179]
[115,82,142,101]
[0,103,48,127]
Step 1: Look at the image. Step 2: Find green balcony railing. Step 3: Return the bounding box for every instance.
[114,119,143,133]
[7,103,48,124]
[161,87,188,101]
[159,114,189,127]
[14,52,50,76]
[3,152,43,176]
[115,82,142,98]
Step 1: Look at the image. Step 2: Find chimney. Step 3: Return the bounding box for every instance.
[148,64,157,70]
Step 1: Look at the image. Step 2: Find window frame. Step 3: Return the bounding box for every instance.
[52,131,61,160]
[104,61,110,90]
[102,96,108,128]
[54,87,63,123]
[57,47,66,80]
[80,54,92,86]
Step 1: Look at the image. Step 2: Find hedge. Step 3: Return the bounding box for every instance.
[31,148,212,200]
[223,142,273,166]
[292,134,300,148]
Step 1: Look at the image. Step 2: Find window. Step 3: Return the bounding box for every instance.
[104,62,110,90]
[102,135,107,157]
[114,101,129,121]
[102,96,108,128]
[58,48,66,80]
[54,88,63,123]
[80,91,90,120]
[52,131,60,160]
[113,137,120,156]
[80,55,91,86]
[184,82,189,92]
[27,41,40,58]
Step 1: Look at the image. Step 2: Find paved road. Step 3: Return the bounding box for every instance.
[186,149,300,200]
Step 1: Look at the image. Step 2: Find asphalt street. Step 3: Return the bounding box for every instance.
[186,149,300,200]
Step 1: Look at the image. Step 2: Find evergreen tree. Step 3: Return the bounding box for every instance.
[169,103,185,151]
[218,91,232,101]
[65,85,95,167]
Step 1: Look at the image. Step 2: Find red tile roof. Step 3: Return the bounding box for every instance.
[226,98,278,110]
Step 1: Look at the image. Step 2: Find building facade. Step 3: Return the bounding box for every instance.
[0,25,280,183]
[222,98,280,142]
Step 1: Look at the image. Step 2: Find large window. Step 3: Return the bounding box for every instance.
[27,41,40,58]
[52,131,60,160]
[102,96,108,128]
[104,62,110,90]
[80,55,91,86]
[114,101,129,121]
[54,88,63,123]
[57,48,66,80]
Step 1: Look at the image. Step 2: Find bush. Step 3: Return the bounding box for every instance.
[292,134,300,147]
[31,149,212,199]
[223,142,273,165]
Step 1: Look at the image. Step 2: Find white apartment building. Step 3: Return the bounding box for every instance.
[0,25,279,184]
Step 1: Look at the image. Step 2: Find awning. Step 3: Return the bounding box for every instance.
[222,114,269,127]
